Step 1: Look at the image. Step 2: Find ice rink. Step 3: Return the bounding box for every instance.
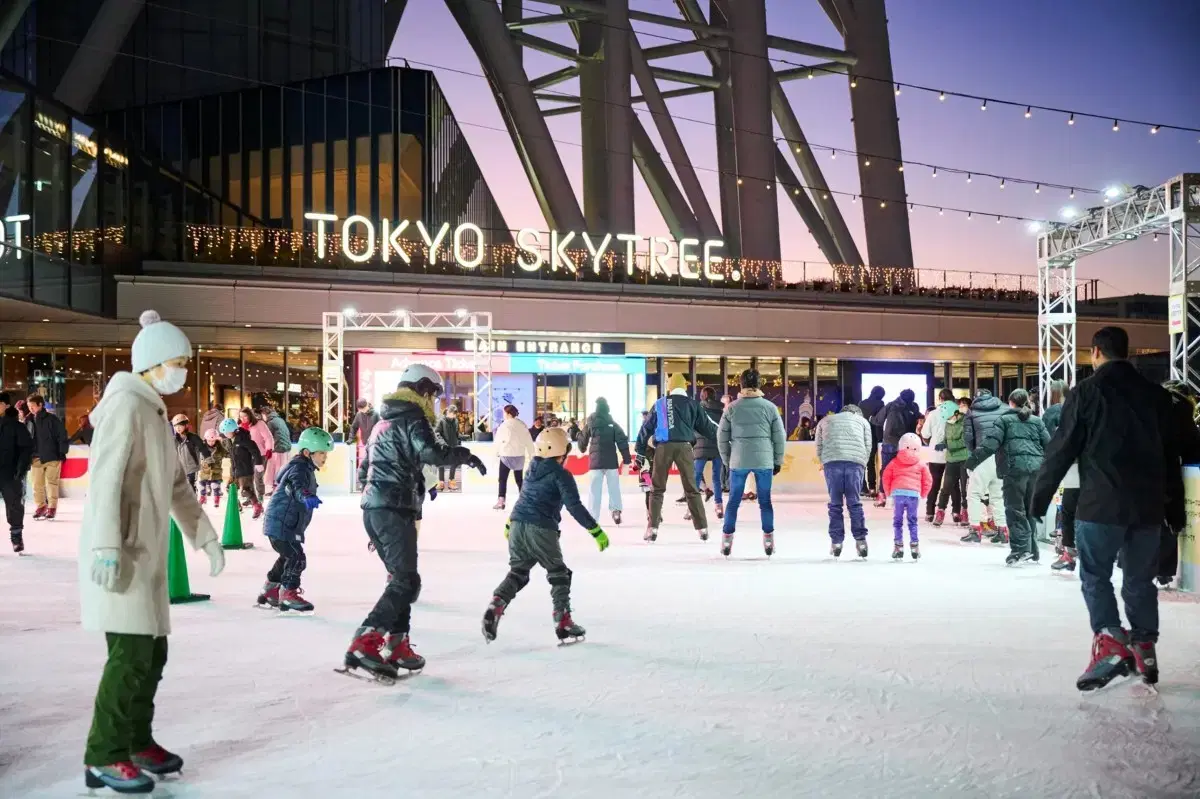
[2,491,1199,798]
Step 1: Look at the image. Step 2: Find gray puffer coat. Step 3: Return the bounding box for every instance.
[692,399,724,460]
[816,405,873,466]
[717,390,786,471]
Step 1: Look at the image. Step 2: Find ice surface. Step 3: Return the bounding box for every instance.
[3,493,1200,798]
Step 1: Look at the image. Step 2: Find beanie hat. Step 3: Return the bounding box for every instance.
[131,310,192,373]
[899,432,921,453]
[595,397,609,414]
[666,373,688,393]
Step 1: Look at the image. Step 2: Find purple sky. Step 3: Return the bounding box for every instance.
[393,0,1200,296]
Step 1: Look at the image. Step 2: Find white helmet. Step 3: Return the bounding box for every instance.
[398,363,444,398]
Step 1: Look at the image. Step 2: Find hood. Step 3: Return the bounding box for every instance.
[738,388,764,398]
[524,455,562,483]
[669,387,688,396]
[1007,405,1034,421]
[971,391,1002,413]
[894,448,921,467]
[703,399,724,413]
[868,386,886,401]
[381,387,436,424]
[90,371,165,428]
[938,400,958,421]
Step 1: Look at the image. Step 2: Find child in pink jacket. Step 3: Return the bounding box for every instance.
[881,433,933,560]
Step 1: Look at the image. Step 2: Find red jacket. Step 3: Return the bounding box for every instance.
[882,449,933,497]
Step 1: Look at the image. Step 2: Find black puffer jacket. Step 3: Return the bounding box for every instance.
[577,411,631,471]
[360,389,475,513]
[229,427,263,478]
[509,456,598,531]
[964,391,1006,452]
[436,413,461,447]
[1041,402,1064,436]
[858,388,886,443]
[874,393,919,447]
[692,399,724,460]
[0,408,33,479]
[31,409,69,463]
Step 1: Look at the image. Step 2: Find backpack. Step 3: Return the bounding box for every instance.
[654,397,671,443]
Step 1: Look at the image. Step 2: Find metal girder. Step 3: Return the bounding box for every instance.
[629,8,723,35]
[530,65,579,90]
[649,66,721,89]
[511,30,582,61]
[642,38,727,60]
[775,148,842,265]
[1037,261,1076,410]
[507,12,586,29]
[382,0,409,55]
[541,85,713,116]
[578,17,608,230]
[631,122,701,240]
[817,0,848,36]
[1039,183,1170,266]
[604,0,636,234]
[0,0,33,53]
[775,61,850,82]
[700,0,742,257]
[54,0,146,113]
[1165,176,1200,393]
[766,34,856,64]
[531,0,605,15]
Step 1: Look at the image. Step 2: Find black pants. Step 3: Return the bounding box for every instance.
[926,463,946,518]
[186,472,196,492]
[1003,472,1037,558]
[438,466,458,483]
[864,438,880,493]
[0,476,24,533]
[937,461,964,514]
[1158,523,1179,583]
[497,463,524,499]
[266,539,307,590]
[1060,488,1079,549]
[362,508,421,635]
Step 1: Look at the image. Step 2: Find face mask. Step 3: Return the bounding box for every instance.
[150,365,188,395]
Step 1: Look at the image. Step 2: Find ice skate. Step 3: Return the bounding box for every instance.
[1076,629,1136,692]
[960,527,982,544]
[925,513,934,523]
[382,633,425,672]
[675,495,687,504]
[763,531,774,557]
[84,762,155,793]
[683,509,692,522]
[644,524,657,542]
[255,581,280,608]
[715,504,724,520]
[704,487,714,502]
[720,532,733,557]
[744,492,757,501]
[436,481,446,491]
[1005,551,1036,566]
[213,492,222,509]
[855,538,869,559]
[988,526,1010,545]
[873,493,886,508]
[10,530,23,554]
[32,505,46,521]
[493,498,505,510]
[554,610,586,644]
[1130,641,1158,685]
[278,587,314,613]
[932,510,946,527]
[910,542,920,560]
[43,507,56,521]
[199,492,208,506]
[338,626,400,683]
[830,541,843,558]
[611,510,622,526]
[482,596,506,642]
[131,744,183,776]
[251,501,264,520]
[892,541,904,560]
[1051,548,1076,573]
[698,527,708,542]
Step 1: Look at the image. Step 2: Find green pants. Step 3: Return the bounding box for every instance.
[84,633,168,766]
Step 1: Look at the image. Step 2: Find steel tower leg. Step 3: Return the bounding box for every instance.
[1037,258,1076,409]
[604,0,635,234]
[0,0,32,53]
[54,0,146,113]
[579,19,610,230]
[775,148,841,265]
[1167,174,1200,394]
[631,122,699,239]
[708,1,741,257]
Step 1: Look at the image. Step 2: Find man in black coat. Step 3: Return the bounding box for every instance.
[857,386,885,495]
[1032,327,1180,691]
[26,394,69,521]
[1157,381,1200,586]
[0,393,34,552]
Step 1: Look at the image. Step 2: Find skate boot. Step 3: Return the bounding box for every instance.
[10,530,23,554]
[644,524,657,543]
[256,581,280,608]
[910,542,920,561]
[715,503,724,520]
[131,744,183,776]
[482,596,506,642]
[493,498,505,510]
[278,587,314,613]
[830,541,843,558]
[84,762,155,793]
[342,626,399,681]
[960,527,982,544]
[684,509,692,522]
[763,532,775,557]
[892,541,904,560]
[213,492,222,509]
[554,610,586,643]
[873,493,887,508]
[1005,550,1036,566]
[251,501,264,520]
[925,513,934,523]
[675,495,687,504]
[1051,548,1076,573]
[43,507,56,521]
[744,492,757,501]
[989,526,1010,545]
[721,533,734,557]
[855,538,869,559]
[612,510,622,526]
[32,505,46,521]
[698,527,708,542]
[933,510,946,528]
[704,487,714,503]
[199,492,208,506]
[383,633,425,672]
[1130,640,1159,685]
[1076,628,1136,691]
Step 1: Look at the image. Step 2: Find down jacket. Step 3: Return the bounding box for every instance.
[815,405,873,466]
[874,394,920,448]
[198,438,231,482]
[78,372,217,637]
[965,406,1050,476]
[0,408,33,479]
[31,408,70,463]
[229,427,263,478]
[717,389,787,471]
[509,455,599,531]
[174,431,210,476]
[263,454,319,543]
[494,416,535,460]
[963,391,1006,452]
[577,411,631,471]
[264,411,292,453]
[882,448,934,497]
[692,399,724,460]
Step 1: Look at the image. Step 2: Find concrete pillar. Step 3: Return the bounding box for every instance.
[54,0,146,114]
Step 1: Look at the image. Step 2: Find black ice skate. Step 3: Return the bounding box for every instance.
[715,504,724,520]
[910,542,920,560]
[763,532,774,557]
[960,528,982,544]
[698,527,709,542]
[612,510,622,526]
[892,541,904,560]
[482,596,506,642]
[337,626,400,684]
[855,538,869,559]
[721,532,734,557]
[10,530,24,554]
[1005,551,1036,566]
[830,542,843,558]
[554,610,586,644]
[644,524,657,542]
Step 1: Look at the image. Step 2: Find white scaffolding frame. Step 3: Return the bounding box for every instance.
[1036,175,1197,406]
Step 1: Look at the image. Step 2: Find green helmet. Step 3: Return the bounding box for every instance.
[297,427,334,453]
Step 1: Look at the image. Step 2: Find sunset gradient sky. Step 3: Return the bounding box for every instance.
[391,0,1200,295]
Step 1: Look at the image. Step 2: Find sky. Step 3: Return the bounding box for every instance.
[391,0,1200,296]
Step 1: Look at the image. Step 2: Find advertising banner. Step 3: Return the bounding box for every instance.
[1181,466,1199,591]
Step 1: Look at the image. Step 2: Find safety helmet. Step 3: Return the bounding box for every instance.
[170,414,189,426]
[535,426,571,458]
[899,432,922,453]
[398,363,444,398]
[218,418,239,435]
[297,427,334,453]
[202,427,220,443]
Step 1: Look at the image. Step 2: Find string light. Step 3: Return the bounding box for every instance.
[864,159,871,166]
[880,201,887,208]
[939,208,944,215]
[996,216,1001,224]
[852,195,858,203]
[1000,179,1005,189]
[1112,119,1120,132]
[1069,188,1075,199]
[1024,107,1032,119]
[850,77,857,88]
[830,149,837,159]
[967,212,972,220]
[894,84,901,96]
[1151,125,1160,135]
[966,173,972,183]
[1035,184,1041,194]
[980,99,988,111]
[932,167,937,178]
[1068,113,1075,126]
[897,164,904,172]
[938,91,945,102]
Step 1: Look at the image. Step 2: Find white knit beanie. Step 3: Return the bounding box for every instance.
[131,310,192,373]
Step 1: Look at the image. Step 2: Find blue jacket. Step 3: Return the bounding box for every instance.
[509,457,599,531]
[263,454,319,542]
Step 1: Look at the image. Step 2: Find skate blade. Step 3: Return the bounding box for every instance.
[277,609,315,616]
[1078,667,1137,695]
[334,666,397,686]
[253,602,278,610]
[557,636,585,646]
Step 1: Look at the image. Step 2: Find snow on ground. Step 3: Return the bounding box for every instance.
[2,491,1200,798]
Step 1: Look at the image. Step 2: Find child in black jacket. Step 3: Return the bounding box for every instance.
[221,418,263,518]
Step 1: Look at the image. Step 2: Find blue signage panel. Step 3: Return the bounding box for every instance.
[508,355,645,375]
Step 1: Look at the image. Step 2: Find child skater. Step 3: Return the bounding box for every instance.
[170,414,209,494]
[220,417,264,519]
[482,426,609,644]
[257,428,333,612]
[881,433,933,560]
[197,427,229,507]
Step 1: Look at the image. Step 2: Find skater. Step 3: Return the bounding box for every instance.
[577,397,631,525]
[881,433,933,560]
[494,404,534,510]
[198,400,225,440]
[636,373,718,542]
[222,417,264,519]
[871,388,919,506]
[816,403,873,558]
[170,414,209,493]
[344,364,485,681]
[858,386,886,496]
[961,389,1007,543]
[932,399,969,527]
[80,310,225,793]
[1042,380,1079,572]
[482,426,609,644]
[197,427,230,507]
[238,407,272,503]
[26,394,69,521]
[1156,381,1200,585]
[259,427,333,612]
[436,404,462,490]
[350,398,380,489]
[260,403,292,496]
[0,393,33,553]
[965,389,1050,565]
[920,389,958,522]
[691,387,725,519]
[1033,327,1180,691]
[717,369,786,557]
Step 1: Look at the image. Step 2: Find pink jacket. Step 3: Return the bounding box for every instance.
[248,420,273,458]
[882,449,933,497]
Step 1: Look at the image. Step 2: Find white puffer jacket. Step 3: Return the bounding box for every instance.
[495,416,535,459]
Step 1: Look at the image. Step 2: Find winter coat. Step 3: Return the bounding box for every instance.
[0,408,33,479]
[717,389,787,471]
[359,388,476,513]
[174,431,209,476]
[882,448,933,497]
[436,413,462,448]
[263,454,319,543]
[78,372,217,637]
[815,406,873,467]
[229,427,263,478]
[1034,360,1181,530]
[264,412,292,453]
[350,409,380,444]
[636,390,718,455]
[509,455,599,531]
[858,389,886,442]
[921,401,957,464]
[245,419,272,459]
[31,408,69,463]
[199,408,225,439]
[691,399,724,460]
[943,414,969,464]
[963,391,1006,453]
[1042,402,1064,436]
[966,407,1050,476]
[495,416,535,460]
[874,397,920,448]
[198,438,231,482]
[577,411,631,470]
[69,418,94,445]
[529,423,545,442]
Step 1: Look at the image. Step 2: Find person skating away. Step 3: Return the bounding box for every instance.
[483,427,609,644]
[259,404,292,496]
[222,417,264,519]
[198,401,225,440]
[871,389,920,507]
[966,389,1049,566]
[961,389,1007,543]
[635,374,718,542]
[349,398,380,491]
[881,434,932,560]
[689,387,725,519]
[920,389,958,523]
[716,369,786,557]
[435,404,463,490]
[258,428,333,612]
[26,393,69,521]
[577,397,632,526]
[932,400,969,527]
[171,414,210,494]
[494,404,535,510]
[858,386,886,497]
[196,428,230,507]
[816,403,873,558]
[344,364,486,682]
[1154,380,1200,586]
[0,394,33,553]
[1032,327,1181,691]
[1042,380,1080,572]
[80,310,225,794]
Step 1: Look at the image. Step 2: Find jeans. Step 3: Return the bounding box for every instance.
[1002,472,1037,558]
[723,468,774,535]
[892,494,919,543]
[879,444,898,483]
[587,469,623,519]
[1075,520,1160,641]
[824,461,866,543]
[694,456,724,506]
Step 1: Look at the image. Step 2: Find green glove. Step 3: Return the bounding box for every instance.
[589,526,610,552]
[504,521,511,540]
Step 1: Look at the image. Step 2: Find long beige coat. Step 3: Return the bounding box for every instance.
[79,372,217,637]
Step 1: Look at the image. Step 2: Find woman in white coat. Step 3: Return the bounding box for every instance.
[80,310,226,794]
[493,404,535,510]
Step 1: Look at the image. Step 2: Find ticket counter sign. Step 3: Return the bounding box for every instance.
[1169,295,1185,335]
